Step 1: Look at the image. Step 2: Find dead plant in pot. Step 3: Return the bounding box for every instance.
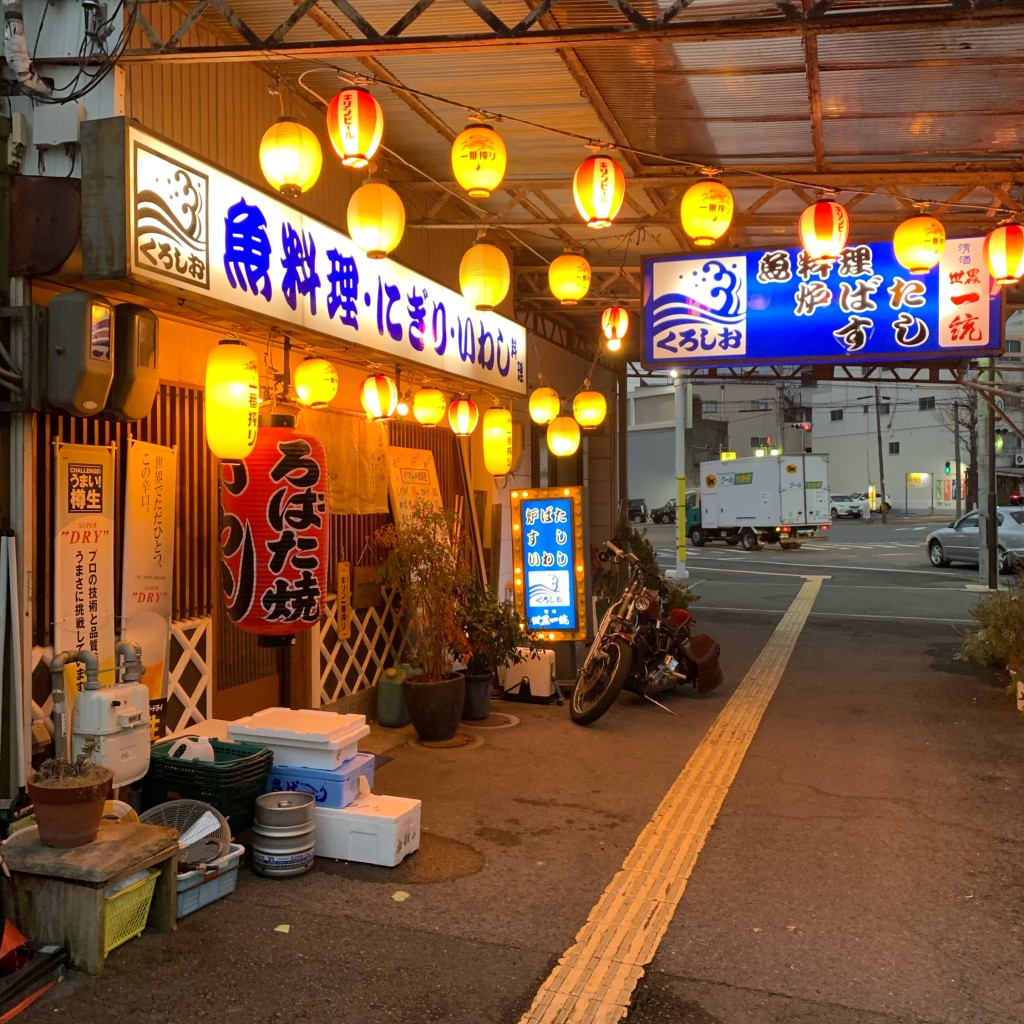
[27,755,113,848]
[374,497,472,740]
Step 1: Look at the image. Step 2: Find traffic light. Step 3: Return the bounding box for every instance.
[790,422,812,431]
[944,460,952,475]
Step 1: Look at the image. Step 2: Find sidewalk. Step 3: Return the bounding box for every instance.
[11,604,1024,1024]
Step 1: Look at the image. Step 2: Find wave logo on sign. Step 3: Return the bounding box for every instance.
[651,257,747,357]
[528,571,571,607]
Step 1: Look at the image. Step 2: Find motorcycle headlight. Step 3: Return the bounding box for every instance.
[635,593,651,613]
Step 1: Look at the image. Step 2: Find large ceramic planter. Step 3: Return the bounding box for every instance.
[462,672,494,721]
[27,767,113,848]
[403,674,465,742]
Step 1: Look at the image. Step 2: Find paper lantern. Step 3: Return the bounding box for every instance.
[459,242,510,311]
[448,397,479,436]
[204,340,260,460]
[326,88,383,169]
[412,388,447,427]
[528,386,560,426]
[259,117,322,199]
[549,253,591,305]
[680,180,733,246]
[984,224,1024,285]
[451,124,507,199]
[798,200,849,261]
[219,417,328,643]
[347,182,405,259]
[893,215,946,274]
[572,155,625,229]
[573,389,607,429]
[601,306,629,352]
[360,374,398,420]
[482,407,514,476]
[547,415,581,457]
[293,357,338,407]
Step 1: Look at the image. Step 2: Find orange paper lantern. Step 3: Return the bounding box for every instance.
[451,124,507,199]
[482,407,514,475]
[360,374,398,420]
[448,397,479,436]
[893,215,946,274]
[680,180,734,246]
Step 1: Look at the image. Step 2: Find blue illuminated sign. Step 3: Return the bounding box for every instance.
[520,497,577,633]
[642,237,1002,369]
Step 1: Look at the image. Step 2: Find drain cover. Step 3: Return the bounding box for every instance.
[315,832,484,883]
[414,731,483,750]
[460,712,519,730]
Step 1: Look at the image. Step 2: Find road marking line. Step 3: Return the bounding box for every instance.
[519,577,825,1024]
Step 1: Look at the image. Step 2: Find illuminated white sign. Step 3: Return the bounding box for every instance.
[126,127,526,393]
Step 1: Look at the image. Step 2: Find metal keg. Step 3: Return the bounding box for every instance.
[251,792,316,878]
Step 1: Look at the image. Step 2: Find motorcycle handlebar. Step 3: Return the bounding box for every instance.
[603,539,639,566]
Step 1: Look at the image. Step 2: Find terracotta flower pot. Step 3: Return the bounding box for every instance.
[27,768,114,848]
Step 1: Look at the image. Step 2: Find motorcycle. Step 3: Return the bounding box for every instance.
[570,540,723,726]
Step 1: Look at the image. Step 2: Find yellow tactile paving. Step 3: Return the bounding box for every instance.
[519,576,825,1024]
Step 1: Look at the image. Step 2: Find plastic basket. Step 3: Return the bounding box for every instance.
[177,843,244,918]
[142,772,268,833]
[151,738,273,777]
[104,869,158,957]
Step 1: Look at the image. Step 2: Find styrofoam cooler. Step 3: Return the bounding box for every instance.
[265,751,375,808]
[227,707,370,770]
[498,647,556,699]
[314,792,421,867]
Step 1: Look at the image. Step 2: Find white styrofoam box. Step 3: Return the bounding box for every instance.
[227,707,370,770]
[498,648,556,698]
[265,751,375,808]
[314,793,421,867]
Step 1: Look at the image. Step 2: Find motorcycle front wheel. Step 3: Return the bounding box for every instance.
[570,637,632,726]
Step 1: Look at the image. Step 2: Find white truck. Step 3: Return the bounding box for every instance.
[688,454,830,550]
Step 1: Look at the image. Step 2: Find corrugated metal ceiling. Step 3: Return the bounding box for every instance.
[125,0,1024,326]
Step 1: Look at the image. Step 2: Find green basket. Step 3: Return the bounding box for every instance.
[151,737,273,773]
[142,771,269,832]
[104,870,158,957]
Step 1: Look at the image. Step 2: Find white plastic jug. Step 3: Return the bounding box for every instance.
[166,736,216,763]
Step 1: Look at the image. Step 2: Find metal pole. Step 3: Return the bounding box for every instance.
[875,385,888,524]
[985,359,998,588]
[668,375,688,580]
[953,400,963,520]
[616,365,629,537]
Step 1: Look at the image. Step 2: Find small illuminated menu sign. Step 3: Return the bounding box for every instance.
[510,487,587,640]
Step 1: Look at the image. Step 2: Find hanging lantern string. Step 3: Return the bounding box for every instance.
[281,61,1023,219]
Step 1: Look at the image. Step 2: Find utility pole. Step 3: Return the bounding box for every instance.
[668,374,689,580]
[875,385,888,525]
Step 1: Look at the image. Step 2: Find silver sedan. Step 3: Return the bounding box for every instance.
[926,508,1024,574]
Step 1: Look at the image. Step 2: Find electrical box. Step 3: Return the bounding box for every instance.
[107,304,159,420]
[46,290,113,416]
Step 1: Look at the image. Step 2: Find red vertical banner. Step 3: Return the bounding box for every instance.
[220,422,328,640]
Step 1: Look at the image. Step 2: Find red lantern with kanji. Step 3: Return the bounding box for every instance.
[220,416,328,645]
[984,224,1024,285]
[798,200,849,261]
[326,88,384,169]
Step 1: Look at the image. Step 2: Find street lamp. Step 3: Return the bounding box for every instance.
[857,387,892,524]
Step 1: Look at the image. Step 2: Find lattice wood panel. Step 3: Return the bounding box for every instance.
[314,591,406,707]
[163,617,212,735]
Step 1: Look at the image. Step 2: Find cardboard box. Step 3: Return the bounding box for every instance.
[314,793,421,867]
[265,752,375,809]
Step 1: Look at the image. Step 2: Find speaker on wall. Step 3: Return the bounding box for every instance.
[108,304,159,421]
[46,290,114,416]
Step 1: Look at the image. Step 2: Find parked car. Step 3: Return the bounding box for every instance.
[829,494,863,519]
[850,491,892,513]
[628,498,648,523]
[926,507,1024,574]
[650,499,677,524]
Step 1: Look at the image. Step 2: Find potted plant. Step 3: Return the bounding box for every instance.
[375,497,472,741]
[26,756,113,848]
[461,580,535,720]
